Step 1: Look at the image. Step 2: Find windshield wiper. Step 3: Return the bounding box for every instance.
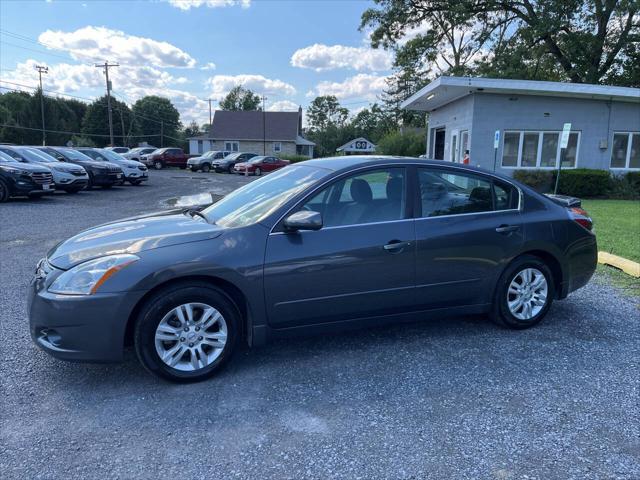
[183,208,209,223]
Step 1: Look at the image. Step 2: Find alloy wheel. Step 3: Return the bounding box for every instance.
[507,268,548,320]
[154,302,228,372]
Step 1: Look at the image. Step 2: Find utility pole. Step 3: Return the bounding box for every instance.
[208,98,213,126]
[95,61,119,146]
[262,95,267,155]
[35,65,48,146]
[160,120,164,148]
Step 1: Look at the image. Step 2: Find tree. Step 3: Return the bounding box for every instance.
[132,96,181,147]
[184,121,201,138]
[361,0,639,85]
[82,96,134,147]
[306,96,349,133]
[350,103,397,142]
[219,86,262,111]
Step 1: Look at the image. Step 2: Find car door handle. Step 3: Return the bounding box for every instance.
[495,224,520,234]
[383,240,411,252]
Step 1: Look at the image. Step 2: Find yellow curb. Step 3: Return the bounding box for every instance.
[598,251,640,278]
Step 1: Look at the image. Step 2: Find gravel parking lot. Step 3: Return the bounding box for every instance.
[1,170,638,480]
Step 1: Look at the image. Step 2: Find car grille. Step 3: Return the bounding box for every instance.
[31,172,53,184]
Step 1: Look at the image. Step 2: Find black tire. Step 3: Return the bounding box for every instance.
[134,282,239,383]
[201,163,211,173]
[64,188,81,194]
[154,160,163,170]
[179,166,187,170]
[228,165,234,174]
[490,255,555,329]
[86,174,94,189]
[254,167,262,176]
[102,184,113,189]
[129,180,142,186]
[0,180,9,202]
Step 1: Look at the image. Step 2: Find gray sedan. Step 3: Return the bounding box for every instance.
[28,157,597,382]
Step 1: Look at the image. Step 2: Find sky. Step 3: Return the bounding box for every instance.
[0,0,397,125]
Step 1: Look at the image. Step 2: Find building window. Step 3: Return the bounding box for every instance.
[501,130,580,168]
[611,132,640,169]
[197,140,203,154]
[225,141,239,152]
[273,142,282,153]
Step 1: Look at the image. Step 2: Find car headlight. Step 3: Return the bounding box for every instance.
[48,254,139,295]
[2,166,31,175]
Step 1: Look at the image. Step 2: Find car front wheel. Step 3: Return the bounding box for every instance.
[134,282,238,382]
[201,163,210,173]
[491,255,554,329]
[0,180,9,202]
[154,160,163,170]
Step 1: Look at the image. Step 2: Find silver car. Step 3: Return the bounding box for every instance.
[77,148,149,185]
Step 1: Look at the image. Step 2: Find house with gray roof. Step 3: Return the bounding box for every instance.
[402,76,639,175]
[188,107,315,158]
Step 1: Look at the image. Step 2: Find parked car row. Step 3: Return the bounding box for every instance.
[187,150,290,175]
[0,145,148,202]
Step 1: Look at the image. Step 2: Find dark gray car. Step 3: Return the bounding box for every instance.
[28,157,597,382]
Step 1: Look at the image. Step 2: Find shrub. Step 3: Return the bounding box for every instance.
[513,168,611,198]
[625,171,640,196]
[376,130,425,157]
[279,153,311,163]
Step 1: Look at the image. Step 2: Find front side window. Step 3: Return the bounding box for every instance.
[418,168,518,217]
[300,168,406,228]
[611,132,640,169]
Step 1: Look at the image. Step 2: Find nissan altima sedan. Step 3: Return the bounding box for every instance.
[28,157,597,382]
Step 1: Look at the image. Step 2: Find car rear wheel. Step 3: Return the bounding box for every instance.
[134,282,239,382]
[154,160,163,170]
[254,167,262,176]
[201,163,211,173]
[0,180,9,202]
[491,255,554,329]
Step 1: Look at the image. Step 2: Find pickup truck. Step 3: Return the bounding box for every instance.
[140,148,194,170]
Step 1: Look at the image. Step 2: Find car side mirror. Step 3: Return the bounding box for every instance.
[283,210,323,232]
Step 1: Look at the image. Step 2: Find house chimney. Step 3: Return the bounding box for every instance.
[298,106,303,135]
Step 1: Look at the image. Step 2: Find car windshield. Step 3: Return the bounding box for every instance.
[201,151,216,158]
[59,148,94,161]
[15,147,54,163]
[224,152,242,160]
[98,149,126,162]
[202,165,326,228]
[0,151,18,163]
[0,147,24,161]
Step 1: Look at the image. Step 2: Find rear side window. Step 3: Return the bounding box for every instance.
[418,168,518,217]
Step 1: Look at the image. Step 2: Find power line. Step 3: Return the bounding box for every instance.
[0,122,162,139]
[0,79,95,102]
[0,29,102,65]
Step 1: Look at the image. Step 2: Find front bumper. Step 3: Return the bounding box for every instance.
[123,169,149,180]
[53,171,89,189]
[91,171,123,186]
[11,179,54,196]
[28,273,144,363]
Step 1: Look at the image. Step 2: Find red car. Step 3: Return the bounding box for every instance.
[141,148,194,170]
[234,156,290,176]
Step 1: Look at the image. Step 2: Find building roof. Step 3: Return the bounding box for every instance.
[296,135,315,146]
[336,137,376,152]
[402,76,640,112]
[208,110,300,141]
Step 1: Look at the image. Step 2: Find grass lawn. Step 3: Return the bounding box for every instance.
[581,199,640,263]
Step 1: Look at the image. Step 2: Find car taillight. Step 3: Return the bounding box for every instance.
[569,207,593,231]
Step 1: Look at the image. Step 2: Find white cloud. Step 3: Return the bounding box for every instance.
[206,74,296,97]
[291,44,393,72]
[311,74,388,101]
[39,26,197,68]
[167,0,250,10]
[267,100,299,112]
[200,62,217,71]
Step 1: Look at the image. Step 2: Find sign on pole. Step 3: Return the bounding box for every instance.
[560,123,572,149]
[554,123,572,194]
[492,130,500,171]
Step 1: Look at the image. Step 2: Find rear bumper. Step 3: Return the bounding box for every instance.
[560,234,598,299]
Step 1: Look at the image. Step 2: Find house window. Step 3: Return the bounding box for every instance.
[459,131,469,162]
[611,132,640,169]
[501,130,580,168]
[197,140,203,154]
[225,141,239,152]
[273,142,282,153]
[450,134,457,162]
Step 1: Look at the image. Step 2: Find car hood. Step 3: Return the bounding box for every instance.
[47,162,86,173]
[0,162,51,173]
[119,159,144,168]
[47,212,223,270]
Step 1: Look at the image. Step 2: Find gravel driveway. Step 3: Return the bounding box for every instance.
[1,170,638,480]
